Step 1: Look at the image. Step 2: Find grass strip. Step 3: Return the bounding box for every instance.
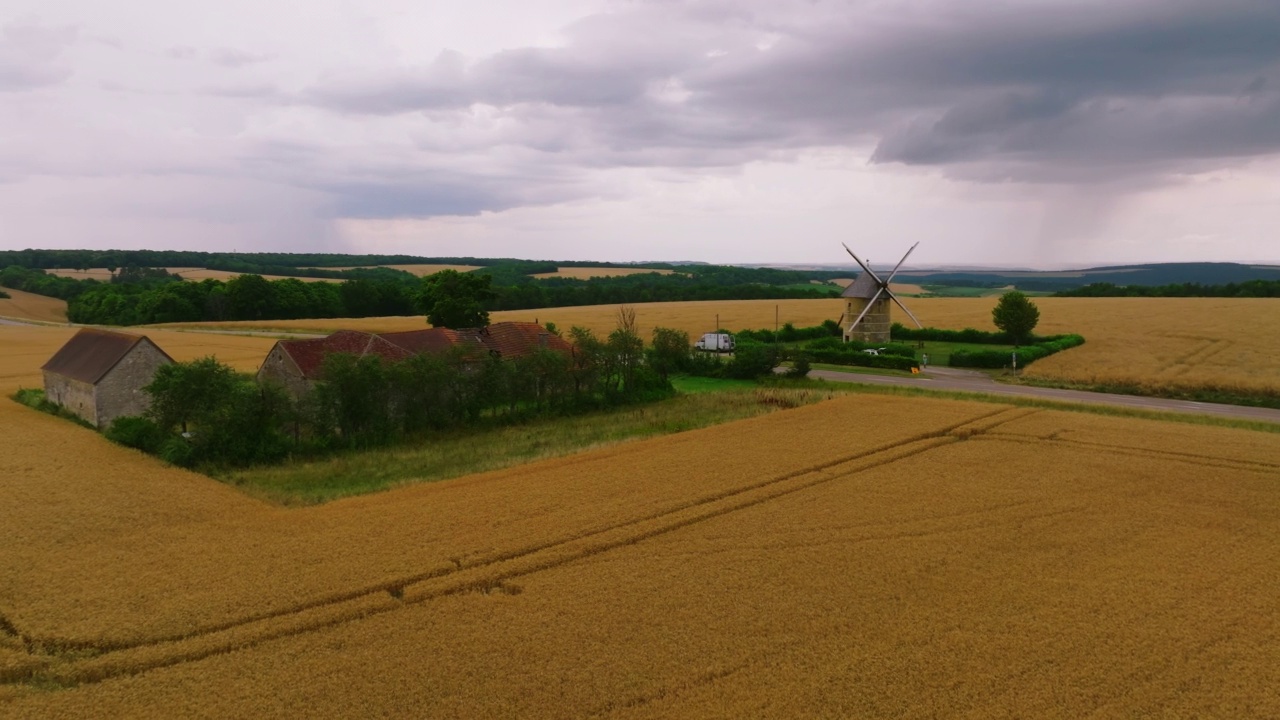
[220,386,837,505]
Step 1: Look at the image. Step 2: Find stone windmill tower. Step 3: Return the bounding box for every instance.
[839,242,923,343]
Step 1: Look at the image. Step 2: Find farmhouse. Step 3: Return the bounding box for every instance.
[257,330,413,398]
[41,328,174,427]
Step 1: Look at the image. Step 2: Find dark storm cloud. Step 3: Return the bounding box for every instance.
[303,0,1280,194]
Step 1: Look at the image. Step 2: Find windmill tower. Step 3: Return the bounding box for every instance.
[839,242,923,343]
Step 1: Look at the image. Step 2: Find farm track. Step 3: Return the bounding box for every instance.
[982,431,1280,475]
[4,407,1032,691]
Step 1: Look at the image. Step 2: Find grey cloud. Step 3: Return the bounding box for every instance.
[0,21,77,91]
[301,0,1280,202]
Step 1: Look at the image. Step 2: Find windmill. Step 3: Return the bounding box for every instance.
[837,242,923,343]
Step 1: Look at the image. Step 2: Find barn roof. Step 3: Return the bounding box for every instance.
[276,330,414,379]
[479,322,574,359]
[841,272,884,300]
[41,328,172,385]
[379,328,486,355]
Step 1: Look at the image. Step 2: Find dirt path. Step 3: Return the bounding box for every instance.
[809,368,1280,424]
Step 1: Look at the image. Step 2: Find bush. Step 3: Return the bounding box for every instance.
[158,437,196,467]
[723,343,781,379]
[786,353,812,378]
[105,416,168,453]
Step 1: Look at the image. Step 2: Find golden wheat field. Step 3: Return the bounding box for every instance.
[2,319,1279,716]
[0,287,67,324]
[531,266,676,279]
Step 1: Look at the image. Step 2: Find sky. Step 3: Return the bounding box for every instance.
[2,0,1279,268]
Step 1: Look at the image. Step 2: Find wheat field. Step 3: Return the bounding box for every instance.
[531,266,676,279]
[0,287,67,324]
[3,323,1280,715]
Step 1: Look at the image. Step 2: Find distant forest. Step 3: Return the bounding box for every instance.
[1054,280,1280,298]
[0,253,839,326]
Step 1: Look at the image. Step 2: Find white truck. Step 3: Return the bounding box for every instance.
[695,332,735,352]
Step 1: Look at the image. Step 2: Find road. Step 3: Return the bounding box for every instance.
[808,366,1280,424]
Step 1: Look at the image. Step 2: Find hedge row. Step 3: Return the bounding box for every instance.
[889,323,1031,344]
[949,335,1085,369]
[804,336,916,358]
[805,347,919,371]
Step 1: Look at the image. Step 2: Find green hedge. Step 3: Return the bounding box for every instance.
[950,334,1085,368]
[805,347,918,371]
[889,323,1029,344]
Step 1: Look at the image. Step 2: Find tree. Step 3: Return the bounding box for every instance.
[991,291,1040,345]
[647,327,691,380]
[145,356,239,433]
[416,270,496,329]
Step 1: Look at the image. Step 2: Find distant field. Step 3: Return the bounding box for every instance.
[0,287,67,323]
[154,298,848,339]
[46,267,337,283]
[531,266,674,279]
[3,319,1279,718]
[309,264,480,276]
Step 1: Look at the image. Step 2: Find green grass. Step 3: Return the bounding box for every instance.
[912,340,1017,366]
[670,375,758,393]
[220,386,836,505]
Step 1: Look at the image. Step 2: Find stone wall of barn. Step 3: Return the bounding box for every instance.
[257,344,312,399]
[43,371,96,426]
[95,340,171,428]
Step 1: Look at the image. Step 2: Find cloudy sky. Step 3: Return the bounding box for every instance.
[2,0,1278,267]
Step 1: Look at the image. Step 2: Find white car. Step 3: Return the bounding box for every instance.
[861,348,884,356]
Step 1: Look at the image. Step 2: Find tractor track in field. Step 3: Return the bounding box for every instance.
[3,407,1032,693]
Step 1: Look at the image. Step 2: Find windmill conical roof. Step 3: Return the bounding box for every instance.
[841,272,883,299]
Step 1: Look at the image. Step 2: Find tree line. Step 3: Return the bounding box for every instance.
[1054,280,1280,298]
[2,263,837,326]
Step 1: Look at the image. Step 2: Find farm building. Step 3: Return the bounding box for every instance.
[476,322,574,359]
[383,322,572,359]
[41,328,174,427]
[257,323,574,399]
[379,327,488,356]
[257,330,413,398]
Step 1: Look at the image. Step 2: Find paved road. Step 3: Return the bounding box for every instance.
[808,367,1280,424]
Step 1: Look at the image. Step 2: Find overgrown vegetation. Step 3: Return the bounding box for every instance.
[10,388,94,428]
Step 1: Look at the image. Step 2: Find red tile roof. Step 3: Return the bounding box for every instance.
[277,330,413,379]
[41,328,173,385]
[478,322,573,359]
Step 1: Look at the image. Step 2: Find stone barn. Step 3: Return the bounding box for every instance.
[41,328,174,427]
[257,330,413,399]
